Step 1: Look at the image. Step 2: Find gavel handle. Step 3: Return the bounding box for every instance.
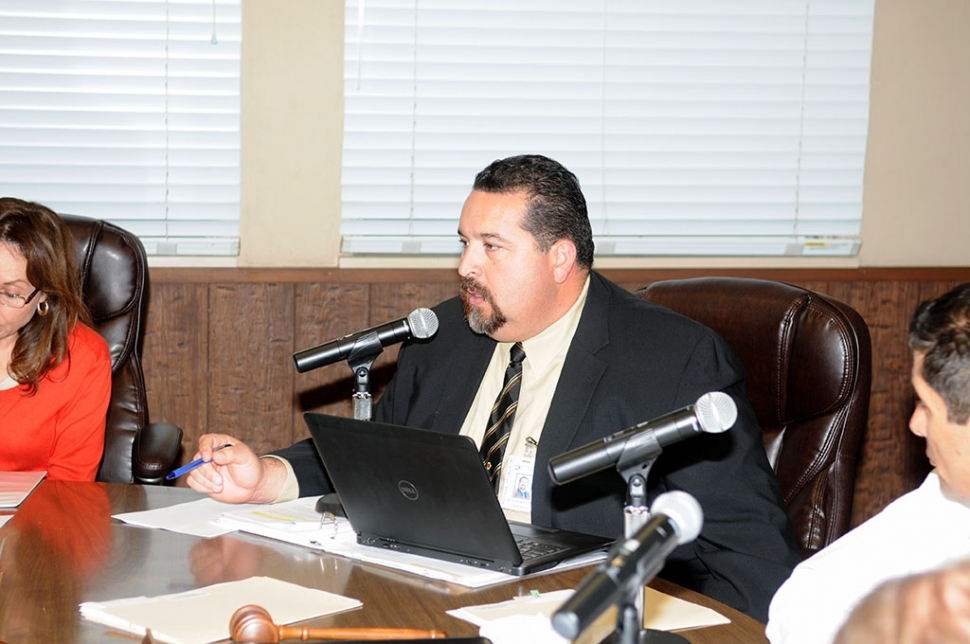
[277,625,448,640]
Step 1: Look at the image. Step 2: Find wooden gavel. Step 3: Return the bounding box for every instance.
[229,604,448,642]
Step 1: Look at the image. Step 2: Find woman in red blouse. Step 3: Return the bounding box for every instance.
[0,197,111,481]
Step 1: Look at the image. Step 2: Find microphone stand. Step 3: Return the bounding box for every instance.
[315,335,384,518]
[613,459,690,644]
[345,332,384,421]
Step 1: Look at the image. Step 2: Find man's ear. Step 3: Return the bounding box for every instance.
[549,239,578,284]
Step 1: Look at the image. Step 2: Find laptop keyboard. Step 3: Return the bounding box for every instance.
[514,535,571,560]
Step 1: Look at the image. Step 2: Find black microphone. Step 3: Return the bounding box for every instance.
[293,308,439,373]
[551,491,704,641]
[548,392,738,485]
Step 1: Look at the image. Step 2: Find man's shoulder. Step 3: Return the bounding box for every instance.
[803,472,959,567]
[589,271,722,339]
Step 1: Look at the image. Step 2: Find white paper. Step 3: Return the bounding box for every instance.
[479,614,570,644]
[450,590,610,644]
[0,471,46,508]
[641,585,731,631]
[113,496,260,538]
[79,575,362,644]
[448,585,730,642]
[217,496,607,589]
[113,494,606,588]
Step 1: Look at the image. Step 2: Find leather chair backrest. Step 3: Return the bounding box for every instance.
[637,277,872,558]
[63,214,149,483]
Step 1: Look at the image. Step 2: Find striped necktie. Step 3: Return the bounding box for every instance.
[480,342,526,489]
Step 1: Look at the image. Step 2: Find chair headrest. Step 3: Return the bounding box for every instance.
[639,277,867,427]
[61,214,148,372]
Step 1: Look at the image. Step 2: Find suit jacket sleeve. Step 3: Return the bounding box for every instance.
[269,438,335,496]
[650,332,802,623]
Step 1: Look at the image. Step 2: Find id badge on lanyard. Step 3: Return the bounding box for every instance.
[499,437,538,513]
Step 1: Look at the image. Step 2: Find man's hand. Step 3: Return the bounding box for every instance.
[185,434,287,504]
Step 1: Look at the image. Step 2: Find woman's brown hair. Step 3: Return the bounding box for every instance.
[0,197,91,394]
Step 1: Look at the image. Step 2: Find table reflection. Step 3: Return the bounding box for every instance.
[0,482,112,643]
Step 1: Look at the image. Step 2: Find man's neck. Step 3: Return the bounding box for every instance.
[541,268,590,333]
[516,272,591,345]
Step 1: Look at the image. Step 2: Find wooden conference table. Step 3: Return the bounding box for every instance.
[0,481,768,643]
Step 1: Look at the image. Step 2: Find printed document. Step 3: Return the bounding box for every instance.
[79,575,361,644]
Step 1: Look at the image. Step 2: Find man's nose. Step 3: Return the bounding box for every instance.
[458,246,479,278]
[909,407,927,437]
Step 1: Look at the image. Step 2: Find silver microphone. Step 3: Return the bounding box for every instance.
[548,392,737,485]
[552,491,704,640]
[293,308,438,372]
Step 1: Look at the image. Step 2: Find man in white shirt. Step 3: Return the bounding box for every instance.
[766,282,970,643]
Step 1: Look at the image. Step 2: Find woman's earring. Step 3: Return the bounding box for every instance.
[37,301,49,316]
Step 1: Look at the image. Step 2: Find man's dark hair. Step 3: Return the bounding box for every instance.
[473,154,594,270]
[909,282,970,423]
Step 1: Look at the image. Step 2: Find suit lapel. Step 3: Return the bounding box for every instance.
[532,273,613,525]
[428,330,495,434]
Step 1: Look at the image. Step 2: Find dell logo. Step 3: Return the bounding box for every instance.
[398,480,419,500]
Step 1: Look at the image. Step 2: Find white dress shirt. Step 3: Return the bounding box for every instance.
[766,470,970,644]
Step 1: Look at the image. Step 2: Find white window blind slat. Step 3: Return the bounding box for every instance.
[0,0,241,257]
[341,0,874,257]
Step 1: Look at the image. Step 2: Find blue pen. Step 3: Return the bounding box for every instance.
[165,443,233,480]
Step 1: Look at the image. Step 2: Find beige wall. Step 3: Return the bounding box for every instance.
[860,0,970,267]
[234,0,970,269]
[239,0,344,267]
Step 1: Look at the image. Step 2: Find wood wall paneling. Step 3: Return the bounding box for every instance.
[207,283,296,454]
[143,282,208,462]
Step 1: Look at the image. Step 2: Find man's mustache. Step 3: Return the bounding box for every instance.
[460,277,491,303]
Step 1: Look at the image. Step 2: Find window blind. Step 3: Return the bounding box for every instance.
[341,0,874,257]
[0,0,241,256]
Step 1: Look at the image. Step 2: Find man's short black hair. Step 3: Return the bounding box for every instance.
[473,154,594,270]
[909,282,970,423]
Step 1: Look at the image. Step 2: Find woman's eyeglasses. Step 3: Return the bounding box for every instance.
[0,288,40,310]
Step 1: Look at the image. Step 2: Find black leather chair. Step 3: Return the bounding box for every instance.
[637,277,872,558]
[63,214,183,484]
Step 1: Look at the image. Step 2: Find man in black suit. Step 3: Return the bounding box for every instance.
[188,154,800,621]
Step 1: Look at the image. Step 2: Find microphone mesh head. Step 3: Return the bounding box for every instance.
[407,308,439,339]
[650,490,703,544]
[694,391,738,433]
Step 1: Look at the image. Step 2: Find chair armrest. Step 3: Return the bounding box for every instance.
[133,422,184,485]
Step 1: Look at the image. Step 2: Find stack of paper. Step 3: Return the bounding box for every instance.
[79,575,362,644]
[1,470,45,527]
[113,495,251,538]
[0,470,46,508]
[449,587,730,644]
[113,495,605,588]
[215,497,606,589]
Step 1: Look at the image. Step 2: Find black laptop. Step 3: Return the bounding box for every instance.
[304,412,611,576]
